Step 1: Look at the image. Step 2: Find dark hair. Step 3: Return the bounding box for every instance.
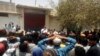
[0,29,7,37]
[47,40,53,45]
[8,32,16,36]
[89,37,99,43]
[19,42,29,52]
[27,37,33,43]
[75,46,86,56]
[81,38,88,46]
[43,49,57,56]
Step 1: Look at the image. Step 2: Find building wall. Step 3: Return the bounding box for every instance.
[0,1,21,29]
[17,6,51,30]
[0,1,16,13]
[45,12,50,29]
[48,9,61,31]
[0,1,58,31]
[0,13,21,29]
[49,17,61,31]
[16,8,24,30]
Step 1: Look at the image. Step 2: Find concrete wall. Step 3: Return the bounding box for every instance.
[49,17,61,31]
[16,8,24,30]
[0,1,16,13]
[45,10,61,31]
[45,11,50,29]
[0,1,59,30]
[0,1,21,29]
[0,13,21,29]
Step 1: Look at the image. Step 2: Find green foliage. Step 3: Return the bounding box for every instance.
[57,0,100,31]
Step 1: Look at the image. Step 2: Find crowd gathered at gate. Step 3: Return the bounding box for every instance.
[0,24,100,56]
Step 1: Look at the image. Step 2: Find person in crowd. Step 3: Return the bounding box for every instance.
[68,35,86,56]
[75,46,85,56]
[27,37,37,54]
[85,36,100,56]
[0,40,8,56]
[53,29,59,35]
[16,25,20,32]
[46,39,54,49]
[19,35,37,56]
[81,38,90,52]
[41,27,48,34]
[32,47,43,56]
[0,42,6,56]
[19,40,29,56]
[30,31,39,44]
[38,34,76,56]
[0,29,7,37]
[3,32,20,56]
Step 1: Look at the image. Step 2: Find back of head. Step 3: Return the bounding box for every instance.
[43,49,57,56]
[81,38,88,46]
[75,46,85,56]
[89,36,99,43]
[32,47,43,56]
[53,38,61,45]
[19,42,28,52]
[0,42,6,55]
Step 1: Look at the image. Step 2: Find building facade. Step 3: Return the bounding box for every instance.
[0,1,61,31]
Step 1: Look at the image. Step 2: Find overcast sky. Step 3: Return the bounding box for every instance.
[0,0,58,8]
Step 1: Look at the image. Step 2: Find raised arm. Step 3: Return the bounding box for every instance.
[38,37,54,50]
[60,37,76,52]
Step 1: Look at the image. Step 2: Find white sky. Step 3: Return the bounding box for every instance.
[0,0,58,8]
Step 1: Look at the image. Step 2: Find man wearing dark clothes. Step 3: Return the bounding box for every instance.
[86,37,100,56]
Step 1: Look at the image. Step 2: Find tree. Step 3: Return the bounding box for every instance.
[57,0,100,32]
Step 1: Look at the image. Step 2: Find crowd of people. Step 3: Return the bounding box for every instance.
[0,26,100,56]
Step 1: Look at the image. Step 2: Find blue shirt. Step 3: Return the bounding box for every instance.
[32,47,43,56]
[38,37,76,56]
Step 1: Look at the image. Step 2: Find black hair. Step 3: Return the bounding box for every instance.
[19,42,29,52]
[89,37,99,43]
[75,46,86,56]
[81,38,88,46]
[27,37,33,43]
[43,49,57,56]
[47,40,53,45]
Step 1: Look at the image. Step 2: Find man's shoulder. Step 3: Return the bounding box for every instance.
[89,45,100,51]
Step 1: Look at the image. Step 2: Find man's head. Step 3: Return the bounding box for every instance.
[7,35,17,43]
[43,49,57,56]
[0,42,5,55]
[88,37,99,46]
[53,38,62,45]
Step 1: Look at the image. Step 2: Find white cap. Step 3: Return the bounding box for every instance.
[26,32,31,34]
[0,37,7,42]
[53,31,58,35]
[53,38,61,45]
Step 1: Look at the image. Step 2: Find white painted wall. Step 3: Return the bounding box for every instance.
[0,13,21,29]
[49,18,61,31]
[16,8,24,30]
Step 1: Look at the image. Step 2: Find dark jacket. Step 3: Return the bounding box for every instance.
[86,45,100,56]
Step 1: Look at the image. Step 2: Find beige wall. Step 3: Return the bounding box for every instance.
[45,11,50,29]
[45,11,61,31]
[0,2,21,29]
[49,17,61,31]
[0,13,21,29]
[0,2,59,30]
[17,8,24,30]
[0,1,16,13]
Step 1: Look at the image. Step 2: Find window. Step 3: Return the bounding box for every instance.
[0,13,8,17]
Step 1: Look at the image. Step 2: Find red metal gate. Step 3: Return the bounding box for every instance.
[24,13,45,31]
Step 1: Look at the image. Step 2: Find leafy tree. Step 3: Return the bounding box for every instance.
[57,0,100,32]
